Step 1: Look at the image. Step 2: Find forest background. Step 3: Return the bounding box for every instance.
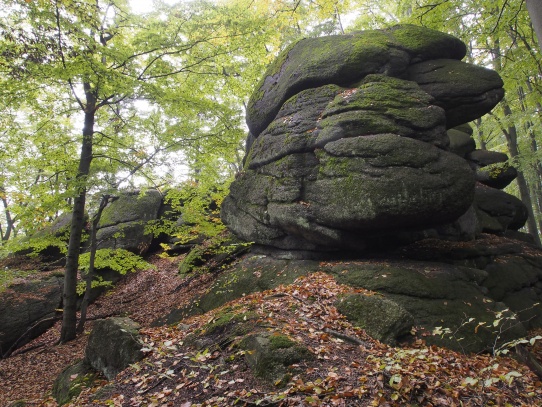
[0,0,541,340]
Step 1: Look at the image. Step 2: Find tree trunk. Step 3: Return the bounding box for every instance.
[501,102,542,246]
[60,90,96,343]
[526,0,542,53]
[0,187,14,241]
[76,194,110,334]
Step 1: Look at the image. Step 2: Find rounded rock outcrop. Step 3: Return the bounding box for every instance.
[223,25,505,252]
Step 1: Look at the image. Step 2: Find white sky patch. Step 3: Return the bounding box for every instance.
[129,0,181,14]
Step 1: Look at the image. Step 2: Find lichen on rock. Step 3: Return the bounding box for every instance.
[221,23,531,253]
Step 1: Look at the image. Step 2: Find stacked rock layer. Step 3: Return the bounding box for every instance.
[222,25,527,252]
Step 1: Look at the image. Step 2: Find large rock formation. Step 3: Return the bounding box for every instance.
[213,25,542,353]
[222,25,525,253]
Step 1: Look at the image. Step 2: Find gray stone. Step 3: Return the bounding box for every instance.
[96,190,163,254]
[0,275,63,356]
[407,59,504,128]
[247,25,466,137]
[447,128,476,157]
[239,332,312,382]
[223,26,508,252]
[474,184,528,232]
[335,294,414,345]
[84,317,144,380]
[52,360,96,406]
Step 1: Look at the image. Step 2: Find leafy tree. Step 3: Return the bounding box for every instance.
[0,0,278,342]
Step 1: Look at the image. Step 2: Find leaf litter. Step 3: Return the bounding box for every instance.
[1,254,542,406]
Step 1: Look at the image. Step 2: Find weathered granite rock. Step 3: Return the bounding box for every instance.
[447,127,476,157]
[223,25,509,252]
[335,294,414,345]
[96,190,163,254]
[84,317,144,380]
[474,184,528,233]
[246,25,467,137]
[52,360,97,406]
[466,150,517,189]
[159,248,542,353]
[0,275,63,357]
[406,59,504,128]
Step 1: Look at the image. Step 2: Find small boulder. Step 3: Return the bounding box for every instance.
[474,184,528,232]
[52,360,97,406]
[336,294,414,345]
[84,317,144,380]
[239,332,312,382]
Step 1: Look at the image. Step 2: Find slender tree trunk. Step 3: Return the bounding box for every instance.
[501,102,542,246]
[60,89,96,343]
[473,118,487,150]
[77,194,110,334]
[526,0,542,53]
[0,187,14,241]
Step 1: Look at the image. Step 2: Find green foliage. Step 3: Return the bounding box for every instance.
[76,248,154,295]
[0,268,37,294]
[0,234,68,260]
[79,248,154,275]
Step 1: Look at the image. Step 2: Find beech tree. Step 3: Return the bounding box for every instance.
[0,0,274,342]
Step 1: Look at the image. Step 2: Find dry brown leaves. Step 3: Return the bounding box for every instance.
[2,255,542,407]
[71,273,542,407]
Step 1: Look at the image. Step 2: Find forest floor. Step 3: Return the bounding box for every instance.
[1,251,542,406]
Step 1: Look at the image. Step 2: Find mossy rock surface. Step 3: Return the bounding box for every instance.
[52,360,97,406]
[336,293,414,345]
[239,332,313,382]
[95,190,162,254]
[246,24,465,137]
[0,275,63,356]
[179,233,250,276]
[98,190,163,228]
[324,260,528,352]
[156,255,321,326]
[406,58,504,128]
[185,308,260,350]
[84,317,144,380]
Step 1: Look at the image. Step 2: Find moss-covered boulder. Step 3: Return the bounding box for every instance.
[335,294,414,345]
[96,190,163,254]
[239,332,313,382]
[246,25,466,137]
[465,149,518,191]
[223,26,504,252]
[406,58,504,128]
[325,260,528,353]
[474,184,528,233]
[52,360,97,406]
[84,317,144,380]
